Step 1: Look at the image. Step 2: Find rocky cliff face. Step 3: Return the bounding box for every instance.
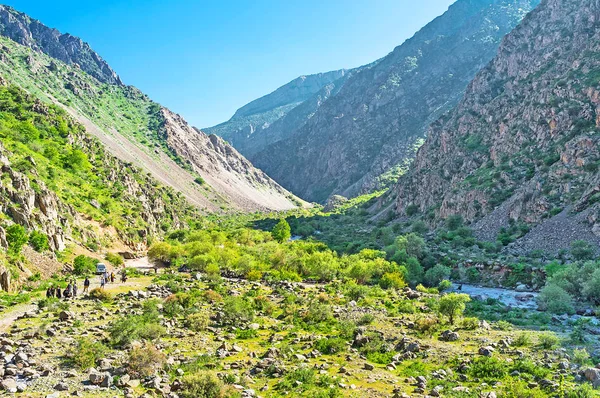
[0,5,122,85]
[395,0,600,253]
[161,109,300,211]
[204,70,347,157]
[252,0,540,202]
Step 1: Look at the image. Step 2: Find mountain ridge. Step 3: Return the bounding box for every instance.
[251,0,540,203]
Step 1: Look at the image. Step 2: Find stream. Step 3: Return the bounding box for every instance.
[451,283,539,310]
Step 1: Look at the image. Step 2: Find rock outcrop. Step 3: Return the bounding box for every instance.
[395,0,600,252]
[161,109,300,211]
[0,5,122,85]
[250,0,540,202]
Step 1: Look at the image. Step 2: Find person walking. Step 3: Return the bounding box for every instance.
[46,285,53,299]
[111,272,115,283]
[73,282,78,298]
[100,275,106,289]
[121,271,127,283]
[83,277,90,294]
[56,286,62,299]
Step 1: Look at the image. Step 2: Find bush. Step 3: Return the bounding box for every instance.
[109,310,165,347]
[128,344,166,377]
[88,288,112,302]
[438,279,452,292]
[29,230,50,252]
[572,348,592,366]
[461,317,479,330]
[424,265,451,287]
[5,224,28,255]
[221,296,254,326]
[379,272,406,289]
[179,372,227,398]
[538,333,560,349]
[185,311,210,332]
[538,284,574,314]
[105,252,124,267]
[415,316,440,335]
[470,357,508,379]
[73,255,98,276]
[571,240,595,261]
[512,333,532,347]
[315,337,347,354]
[69,338,107,370]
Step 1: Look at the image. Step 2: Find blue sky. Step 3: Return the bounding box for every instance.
[5,0,455,127]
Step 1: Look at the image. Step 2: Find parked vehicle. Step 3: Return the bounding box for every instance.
[95,263,107,275]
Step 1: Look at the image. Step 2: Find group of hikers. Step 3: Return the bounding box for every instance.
[99,271,127,288]
[45,270,128,299]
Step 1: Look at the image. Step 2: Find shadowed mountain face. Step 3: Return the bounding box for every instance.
[204,70,347,157]
[245,0,540,203]
[394,0,600,254]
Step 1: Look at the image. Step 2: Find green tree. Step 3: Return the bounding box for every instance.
[271,219,291,243]
[5,224,28,255]
[539,283,574,314]
[439,293,471,325]
[395,233,426,259]
[571,240,595,261]
[424,264,451,287]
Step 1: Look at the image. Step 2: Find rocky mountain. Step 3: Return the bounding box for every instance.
[251,0,540,203]
[394,0,600,253]
[204,70,347,157]
[0,9,301,213]
[0,5,122,85]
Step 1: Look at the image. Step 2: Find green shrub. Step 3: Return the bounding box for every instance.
[461,317,479,330]
[512,333,532,347]
[73,255,98,276]
[537,333,560,349]
[128,344,166,377]
[538,283,574,314]
[69,338,107,370]
[179,372,227,398]
[105,252,124,267]
[571,240,595,261]
[572,348,592,366]
[315,337,347,354]
[424,264,451,287]
[109,309,165,347]
[88,288,112,302]
[5,224,28,255]
[470,357,508,380]
[220,296,254,326]
[379,272,406,289]
[185,311,210,332]
[29,230,50,252]
[271,219,291,243]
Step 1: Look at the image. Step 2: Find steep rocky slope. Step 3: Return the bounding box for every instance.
[395,0,600,253]
[204,70,347,157]
[0,5,121,85]
[0,12,300,212]
[252,0,540,202]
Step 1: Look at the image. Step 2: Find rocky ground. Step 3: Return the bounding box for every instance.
[0,269,596,397]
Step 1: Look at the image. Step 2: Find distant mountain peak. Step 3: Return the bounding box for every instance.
[0,4,123,85]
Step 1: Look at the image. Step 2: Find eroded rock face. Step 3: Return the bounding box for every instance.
[160,108,300,212]
[394,0,600,251]
[0,5,122,85]
[252,0,540,202]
